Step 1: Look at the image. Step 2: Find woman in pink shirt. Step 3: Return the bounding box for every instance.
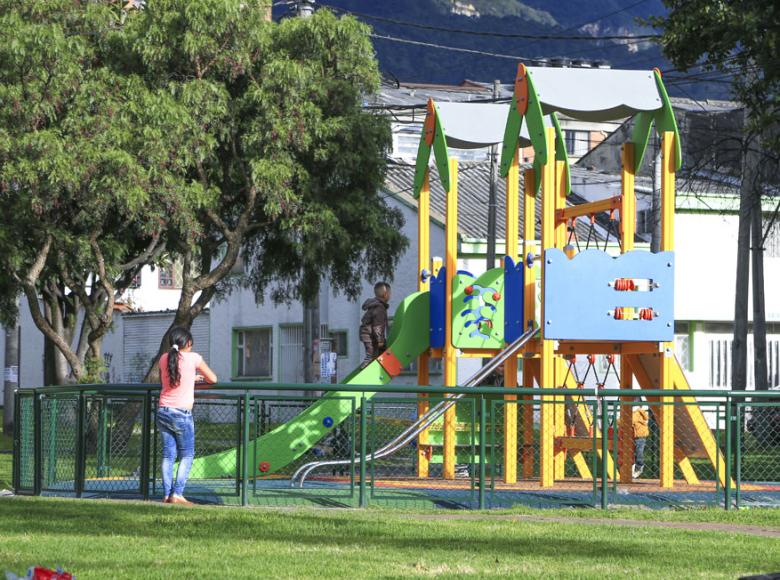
[157,327,217,505]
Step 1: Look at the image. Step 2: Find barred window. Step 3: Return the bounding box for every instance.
[235,328,273,378]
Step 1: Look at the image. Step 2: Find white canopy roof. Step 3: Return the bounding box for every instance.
[435,102,547,150]
[527,67,663,122]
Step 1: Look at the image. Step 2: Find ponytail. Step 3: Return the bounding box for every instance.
[166,327,193,388]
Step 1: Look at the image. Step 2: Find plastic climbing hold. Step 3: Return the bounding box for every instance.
[492,292,501,301]
[465,285,474,295]
[322,416,334,428]
[526,252,535,268]
[259,461,270,473]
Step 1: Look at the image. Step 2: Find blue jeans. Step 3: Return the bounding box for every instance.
[634,437,646,468]
[156,407,195,497]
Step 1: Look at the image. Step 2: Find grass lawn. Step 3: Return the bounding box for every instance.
[1,497,779,578]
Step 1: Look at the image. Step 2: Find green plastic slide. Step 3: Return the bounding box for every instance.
[191,291,430,479]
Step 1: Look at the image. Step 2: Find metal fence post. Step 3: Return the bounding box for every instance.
[601,397,609,510]
[359,395,368,508]
[725,398,732,510]
[735,403,742,509]
[140,391,152,500]
[241,391,250,507]
[33,392,42,496]
[12,389,20,492]
[75,394,86,498]
[478,395,486,510]
[97,397,108,477]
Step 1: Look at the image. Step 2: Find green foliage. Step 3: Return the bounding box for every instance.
[243,11,407,303]
[120,3,406,306]
[0,1,406,378]
[650,1,779,153]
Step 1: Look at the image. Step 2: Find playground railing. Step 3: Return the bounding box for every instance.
[12,382,780,510]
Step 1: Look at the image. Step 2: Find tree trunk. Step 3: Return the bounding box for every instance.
[302,288,320,389]
[3,321,19,435]
[43,300,71,385]
[732,127,758,392]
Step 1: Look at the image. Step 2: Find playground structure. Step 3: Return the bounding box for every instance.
[406,64,726,489]
[185,63,726,490]
[17,64,773,509]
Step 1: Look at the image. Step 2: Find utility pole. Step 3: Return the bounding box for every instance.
[650,135,662,253]
[486,79,500,271]
[732,120,757,392]
[3,322,19,435]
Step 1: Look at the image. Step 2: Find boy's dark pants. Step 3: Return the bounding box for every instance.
[360,327,385,368]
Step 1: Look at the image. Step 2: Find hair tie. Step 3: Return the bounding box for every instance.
[172,344,179,351]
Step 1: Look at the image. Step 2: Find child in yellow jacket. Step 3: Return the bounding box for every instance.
[632,407,649,478]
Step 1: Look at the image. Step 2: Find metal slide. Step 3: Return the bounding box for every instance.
[291,325,538,487]
[190,291,431,479]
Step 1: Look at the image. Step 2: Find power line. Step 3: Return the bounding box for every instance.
[370,33,530,61]
[324,4,660,41]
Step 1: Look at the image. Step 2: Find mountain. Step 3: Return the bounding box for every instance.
[300,0,730,100]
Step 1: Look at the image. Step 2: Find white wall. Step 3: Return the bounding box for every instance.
[120,265,189,312]
[675,212,780,323]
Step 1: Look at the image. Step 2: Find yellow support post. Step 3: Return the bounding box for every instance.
[443,157,458,480]
[540,127,556,488]
[553,160,567,481]
[503,148,520,484]
[521,168,537,481]
[417,171,431,479]
[660,131,676,488]
[620,143,636,250]
[619,143,636,484]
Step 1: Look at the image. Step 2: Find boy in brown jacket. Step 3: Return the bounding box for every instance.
[359,282,391,368]
[632,406,649,478]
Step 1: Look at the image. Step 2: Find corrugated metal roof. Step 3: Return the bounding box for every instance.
[384,161,604,242]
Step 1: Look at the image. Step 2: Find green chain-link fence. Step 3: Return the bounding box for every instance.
[12,385,780,510]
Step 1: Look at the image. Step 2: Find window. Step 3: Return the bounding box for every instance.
[158,262,183,289]
[564,130,589,157]
[393,133,421,160]
[769,339,780,388]
[765,220,780,258]
[402,357,443,376]
[709,338,731,388]
[675,334,691,372]
[129,273,142,289]
[328,330,348,357]
[636,208,656,235]
[234,328,273,378]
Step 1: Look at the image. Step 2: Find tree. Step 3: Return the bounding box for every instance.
[652,1,779,393]
[650,1,779,155]
[0,0,214,383]
[241,12,408,384]
[115,3,406,381]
